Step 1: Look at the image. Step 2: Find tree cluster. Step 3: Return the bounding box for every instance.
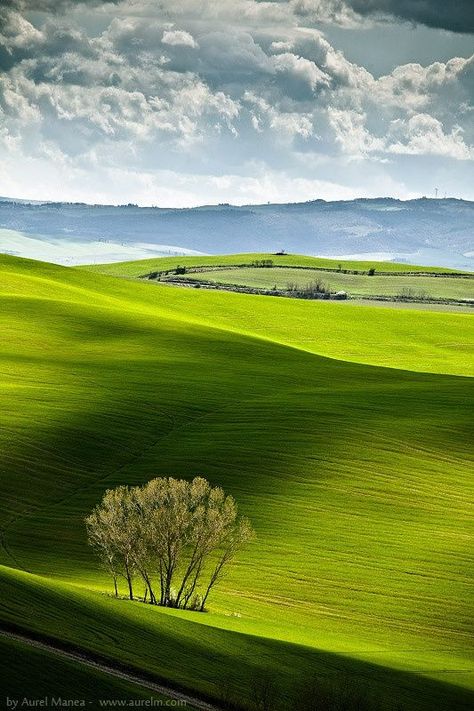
[251,259,274,268]
[397,287,429,301]
[286,280,330,298]
[85,477,253,611]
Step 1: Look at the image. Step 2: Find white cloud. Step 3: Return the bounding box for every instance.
[270,113,313,139]
[0,145,385,206]
[387,114,474,160]
[162,29,198,48]
[270,40,294,52]
[327,109,385,157]
[0,1,473,206]
[271,52,330,92]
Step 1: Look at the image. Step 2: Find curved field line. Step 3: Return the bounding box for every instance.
[0,628,221,711]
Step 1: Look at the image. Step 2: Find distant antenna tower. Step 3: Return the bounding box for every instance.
[435,187,439,199]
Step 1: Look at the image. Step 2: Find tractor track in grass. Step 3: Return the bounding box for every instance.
[0,627,222,711]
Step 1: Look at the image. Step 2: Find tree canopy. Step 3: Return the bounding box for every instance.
[86,477,254,611]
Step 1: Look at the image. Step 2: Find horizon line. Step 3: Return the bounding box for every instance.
[0,194,471,210]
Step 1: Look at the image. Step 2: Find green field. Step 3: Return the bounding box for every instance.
[167,266,474,301]
[0,253,473,710]
[0,635,188,710]
[83,252,467,278]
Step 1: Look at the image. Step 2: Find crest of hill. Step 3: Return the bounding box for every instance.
[81,252,469,277]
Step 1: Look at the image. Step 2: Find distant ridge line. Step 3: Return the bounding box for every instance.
[1,195,473,210]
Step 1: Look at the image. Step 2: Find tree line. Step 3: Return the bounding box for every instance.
[286,280,330,297]
[85,477,254,611]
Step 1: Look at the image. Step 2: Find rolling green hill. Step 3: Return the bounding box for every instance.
[0,253,473,710]
[83,252,467,278]
[167,266,474,302]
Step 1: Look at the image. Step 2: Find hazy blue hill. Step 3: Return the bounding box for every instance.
[0,197,473,268]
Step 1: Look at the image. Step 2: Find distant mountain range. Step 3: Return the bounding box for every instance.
[0,196,473,269]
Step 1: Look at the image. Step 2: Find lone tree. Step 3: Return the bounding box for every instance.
[86,477,254,611]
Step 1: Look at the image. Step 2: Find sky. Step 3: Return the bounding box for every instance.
[0,0,473,207]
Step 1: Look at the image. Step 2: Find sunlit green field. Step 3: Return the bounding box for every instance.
[169,266,474,301]
[0,253,473,710]
[84,252,465,278]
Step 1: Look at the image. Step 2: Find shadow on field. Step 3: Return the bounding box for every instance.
[1,269,473,711]
[0,568,473,711]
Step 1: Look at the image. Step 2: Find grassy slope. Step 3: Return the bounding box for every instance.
[171,267,474,301]
[0,635,185,710]
[1,567,473,711]
[0,254,473,710]
[82,253,466,277]
[125,282,474,375]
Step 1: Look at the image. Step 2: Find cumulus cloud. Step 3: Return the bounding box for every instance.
[0,0,472,205]
[327,109,385,156]
[271,52,331,96]
[387,114,474,160]
[162,29,198,48]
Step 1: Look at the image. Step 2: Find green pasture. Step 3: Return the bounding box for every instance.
[170,266,474,301]
[1,566,473,711]
[0,253,472,710]
[0,635,183,710]
[83,252,466,278]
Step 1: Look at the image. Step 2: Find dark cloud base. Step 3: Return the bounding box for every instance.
[4,0,473,34]
[1,0,118,8]
[349,0,474,34]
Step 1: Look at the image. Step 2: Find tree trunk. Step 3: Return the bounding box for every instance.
[141,570,156,605]
[164,564,174,606]
[200,587,211,612]
[200,556,227,611]
[175,543,201,608]
[182,563,203,609]
[124,562,134,600]
[159,560,165,606]
[113,575,118,598]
